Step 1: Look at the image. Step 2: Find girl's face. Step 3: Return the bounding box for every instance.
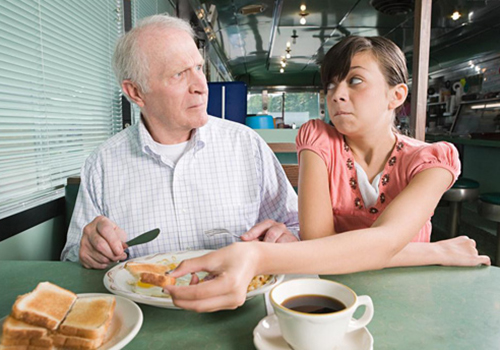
[326,51,406,137]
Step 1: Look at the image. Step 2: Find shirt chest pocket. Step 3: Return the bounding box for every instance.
[209,202,260,235]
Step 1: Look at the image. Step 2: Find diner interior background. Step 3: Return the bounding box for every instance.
[1,0,500,261]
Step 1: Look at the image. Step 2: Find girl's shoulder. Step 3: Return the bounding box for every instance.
[396,134,460,180]
[296,119,342,148]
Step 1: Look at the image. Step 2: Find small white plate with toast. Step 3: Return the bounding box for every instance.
[0,293,143,350]
[103,250,284,309]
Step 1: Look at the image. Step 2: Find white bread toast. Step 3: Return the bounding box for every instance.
[1,335,52,347]
[51,333,104,350]
[2,317,48,340]
[0,345,53,350]
[139,272,176,288]
[124,262,172,278]
[58,296,115,340]
[2,282,116,350]
[11,282,77,331]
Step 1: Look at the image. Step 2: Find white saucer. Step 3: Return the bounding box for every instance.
[253,314,373,350]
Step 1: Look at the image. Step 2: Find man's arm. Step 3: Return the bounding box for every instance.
[61,157,128,268]
[241,136,299,243]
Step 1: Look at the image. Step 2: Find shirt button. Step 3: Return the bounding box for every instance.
[369,208,379,214]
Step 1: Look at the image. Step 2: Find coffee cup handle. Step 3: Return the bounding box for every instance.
[347,295,374,332]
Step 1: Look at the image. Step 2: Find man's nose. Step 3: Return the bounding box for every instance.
[190,69,208,94]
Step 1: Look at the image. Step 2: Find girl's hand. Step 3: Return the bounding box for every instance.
[436,236,491,266]
[164,242,260,312]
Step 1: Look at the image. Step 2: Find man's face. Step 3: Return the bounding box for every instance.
[136,28,209,143]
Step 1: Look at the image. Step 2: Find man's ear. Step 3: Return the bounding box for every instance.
[388,83,408,111]
[122,80,145,107]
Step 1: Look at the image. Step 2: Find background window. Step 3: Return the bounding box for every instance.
[0,0,123,219]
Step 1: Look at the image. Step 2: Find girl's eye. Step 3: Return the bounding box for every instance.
[350,77,362,85]
[327,83,335,91]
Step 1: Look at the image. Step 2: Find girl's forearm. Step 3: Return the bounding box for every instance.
[254,227,402,276]
[384,242,442,267]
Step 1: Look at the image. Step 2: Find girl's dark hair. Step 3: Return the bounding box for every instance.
[321,36,408,114]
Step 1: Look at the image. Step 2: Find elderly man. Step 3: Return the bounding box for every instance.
[61,15,298,269]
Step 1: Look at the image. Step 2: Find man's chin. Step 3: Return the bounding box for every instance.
[194,112,209,127]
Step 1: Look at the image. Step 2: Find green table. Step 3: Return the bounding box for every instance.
[0,261,499,349]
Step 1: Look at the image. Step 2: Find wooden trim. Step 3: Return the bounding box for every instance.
[410,0,432,141]
[282,164,299,188]
[67,177,81,185]
[268,142,297,153]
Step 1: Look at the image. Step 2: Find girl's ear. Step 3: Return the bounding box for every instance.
[122,80,146,107]
[388,83,408,111]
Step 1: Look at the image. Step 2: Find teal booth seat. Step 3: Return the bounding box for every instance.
[441,177,480,238]
[478,192,500,266]
[65,177,81,228]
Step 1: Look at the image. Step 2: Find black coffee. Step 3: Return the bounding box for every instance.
[282,294,346,314]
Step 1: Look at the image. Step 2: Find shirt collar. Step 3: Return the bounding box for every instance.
[137,116,207,158]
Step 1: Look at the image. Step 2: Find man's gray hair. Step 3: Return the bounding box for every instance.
[112,14,195,94]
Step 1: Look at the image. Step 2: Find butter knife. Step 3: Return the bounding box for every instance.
[125,228,160,247]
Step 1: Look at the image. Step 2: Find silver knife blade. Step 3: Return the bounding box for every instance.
[125,228,160,247]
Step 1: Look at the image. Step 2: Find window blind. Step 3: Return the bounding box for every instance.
[130,0,175,124]
[0,0,124,219]
[132,0,175,25]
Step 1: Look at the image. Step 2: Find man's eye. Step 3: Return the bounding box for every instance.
[350,77,362,85]
[196,65,203,71]
[174,71,184,78]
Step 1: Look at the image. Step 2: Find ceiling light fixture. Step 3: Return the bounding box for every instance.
[239,4,267,15]
[451,11,461,20]
[280,68,284,73]
[299,5,309,25]
[291,30,298,44]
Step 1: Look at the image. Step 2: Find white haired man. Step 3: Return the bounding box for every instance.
[61,15,299,269]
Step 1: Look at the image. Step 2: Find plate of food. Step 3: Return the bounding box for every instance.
[103,250,284,309]
[0,282,143,350]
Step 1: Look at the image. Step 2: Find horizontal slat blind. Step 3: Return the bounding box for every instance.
[129,0,175,124]
[0,0,124,219]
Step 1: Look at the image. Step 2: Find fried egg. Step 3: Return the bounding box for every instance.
[131,280,170,298]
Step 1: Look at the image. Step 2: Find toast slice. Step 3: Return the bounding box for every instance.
[2,317,48,340]
[1,334,52,347]
[0,346,53,350]
[51,333,105,350]
[11,282,77,331]
[57,295,115,340]
[139,272,176,288]
[124,262,172,278]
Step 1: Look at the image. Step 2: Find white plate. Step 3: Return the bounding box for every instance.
[0,293,143,350]
[104,250,285,309]
[253,314,373,350]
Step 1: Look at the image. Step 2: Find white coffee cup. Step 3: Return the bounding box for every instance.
[270,279,374,350]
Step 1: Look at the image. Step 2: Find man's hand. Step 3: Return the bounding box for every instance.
[79,216,128,269]
[241,220,298,243]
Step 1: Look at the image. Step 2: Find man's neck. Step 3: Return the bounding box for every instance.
[141,115,193,145]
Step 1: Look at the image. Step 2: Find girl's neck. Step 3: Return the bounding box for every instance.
[345,129,397,182]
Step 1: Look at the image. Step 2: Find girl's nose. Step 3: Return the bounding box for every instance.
[330,83,348,102]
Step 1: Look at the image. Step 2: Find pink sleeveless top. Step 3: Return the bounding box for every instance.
[296,120,460,242]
